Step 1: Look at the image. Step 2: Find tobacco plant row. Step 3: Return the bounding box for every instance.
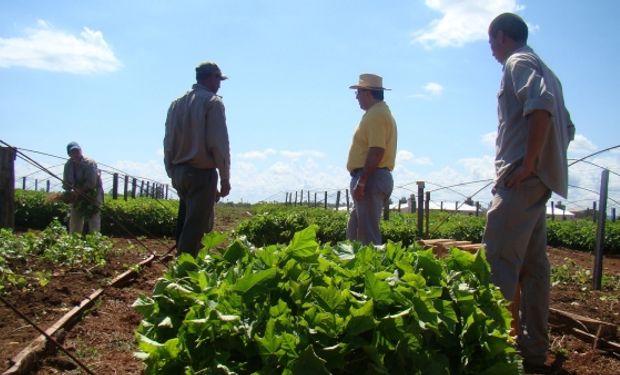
[134,226,521,374]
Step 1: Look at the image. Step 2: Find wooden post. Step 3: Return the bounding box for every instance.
[416,181,425,239]
[440,201,443,211]
[424,191,430,238]
[593,170,609,290]
[335,190,341,211]
[592,201,597,222]
[324,191,327,209]
[140,180,144,197]
[307,191,310,206]
[123,175,129,201]
[22,176,26,190]
[612,208,616,222]
[132,178,137,198]
[35,179,38,191]
[0,147,16,229]
[145,182,150,199]
[346,189,350,212]
[475,201,480,217]
[165,184,168,200]
[294,191,298,206]
[46,180,50,192]
[314,192,317,207]
[112,173,119,199]
[408,194,415,213]
[551,201,555,221]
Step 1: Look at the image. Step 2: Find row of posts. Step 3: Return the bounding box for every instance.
[284,182,482,239]
[18,173,169,200]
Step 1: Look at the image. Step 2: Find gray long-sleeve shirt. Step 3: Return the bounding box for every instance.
[163,83,231,180]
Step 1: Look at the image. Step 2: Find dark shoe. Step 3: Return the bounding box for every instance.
[523,361,553,374]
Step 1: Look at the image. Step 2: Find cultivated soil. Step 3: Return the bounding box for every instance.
[1,212,619,374]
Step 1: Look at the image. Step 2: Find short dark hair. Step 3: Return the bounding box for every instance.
[489,13,528,43]
[369,89,384,101]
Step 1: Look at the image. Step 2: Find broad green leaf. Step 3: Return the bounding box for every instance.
[200,231,227,252]
[137,334,163,353]
[132,296,155,316]
[311,286,345,312]
[333,242,355,260]
[291,345,330,375]
[345,300,376,336]
[233,268,278,295]
[222,239,249,263]
[286,225,319,261]
[364,271,392,303]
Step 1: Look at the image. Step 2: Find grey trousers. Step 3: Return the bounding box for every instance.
[69,205,100,234]
[172,165,217,257]
[483,176,551,364]
[346,168,393,245]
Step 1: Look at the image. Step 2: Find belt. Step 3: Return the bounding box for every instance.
[350,167,390,177]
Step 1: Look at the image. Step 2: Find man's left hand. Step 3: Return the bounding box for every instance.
[505,165,535,190]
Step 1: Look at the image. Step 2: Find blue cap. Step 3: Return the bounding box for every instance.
[66,142,81,155]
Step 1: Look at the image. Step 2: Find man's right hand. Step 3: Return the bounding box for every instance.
[218,179,231,199]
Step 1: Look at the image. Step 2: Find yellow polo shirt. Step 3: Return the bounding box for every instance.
[346,101,397,172]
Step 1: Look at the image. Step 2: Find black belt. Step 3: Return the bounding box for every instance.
[350,167,390,177]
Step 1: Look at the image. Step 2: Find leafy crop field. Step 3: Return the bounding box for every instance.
[1,198,619,374]
[135,226,519,374]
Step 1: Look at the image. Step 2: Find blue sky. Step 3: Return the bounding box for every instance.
[1,0,619,212]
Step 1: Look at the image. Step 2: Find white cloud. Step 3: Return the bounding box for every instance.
[424,82,444,96]
[412,0,523,48]
[481,131,496,147]
[458,155,495,180]
[0,20,122,74]
[396,150,433,165]
[568,134,597,154]
[237,148,277,160]
[280,150,325,159]
[411,82,445,99]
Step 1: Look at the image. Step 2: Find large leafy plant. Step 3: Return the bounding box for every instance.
[134,226,520,374]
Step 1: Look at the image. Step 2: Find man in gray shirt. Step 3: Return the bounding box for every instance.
[483,13,575,371]
[164,61,231,257]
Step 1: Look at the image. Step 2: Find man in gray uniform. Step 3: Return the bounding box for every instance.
[63,142,104,234]
[484,13,575,370]
[164,61,231,257]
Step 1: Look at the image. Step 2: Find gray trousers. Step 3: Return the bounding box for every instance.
[346,169,393,245]
[483,176,551,364]
[172,165,217,257]
[69,205,100,234]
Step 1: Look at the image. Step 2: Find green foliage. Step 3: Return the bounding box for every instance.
[236,206,347,246]
[15,190,68,229]
[0,220,114,294]
[15,190,178,237]
[14,192,620,254]
[102,198,177,237]
[547,219,620,254]
[135,226,521,374]
[551,257,620,294]
[237,205,620,255]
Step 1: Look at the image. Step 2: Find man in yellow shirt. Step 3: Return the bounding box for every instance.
[346,74,397,245]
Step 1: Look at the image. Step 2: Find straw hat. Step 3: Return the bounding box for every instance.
[349,73,390,91]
